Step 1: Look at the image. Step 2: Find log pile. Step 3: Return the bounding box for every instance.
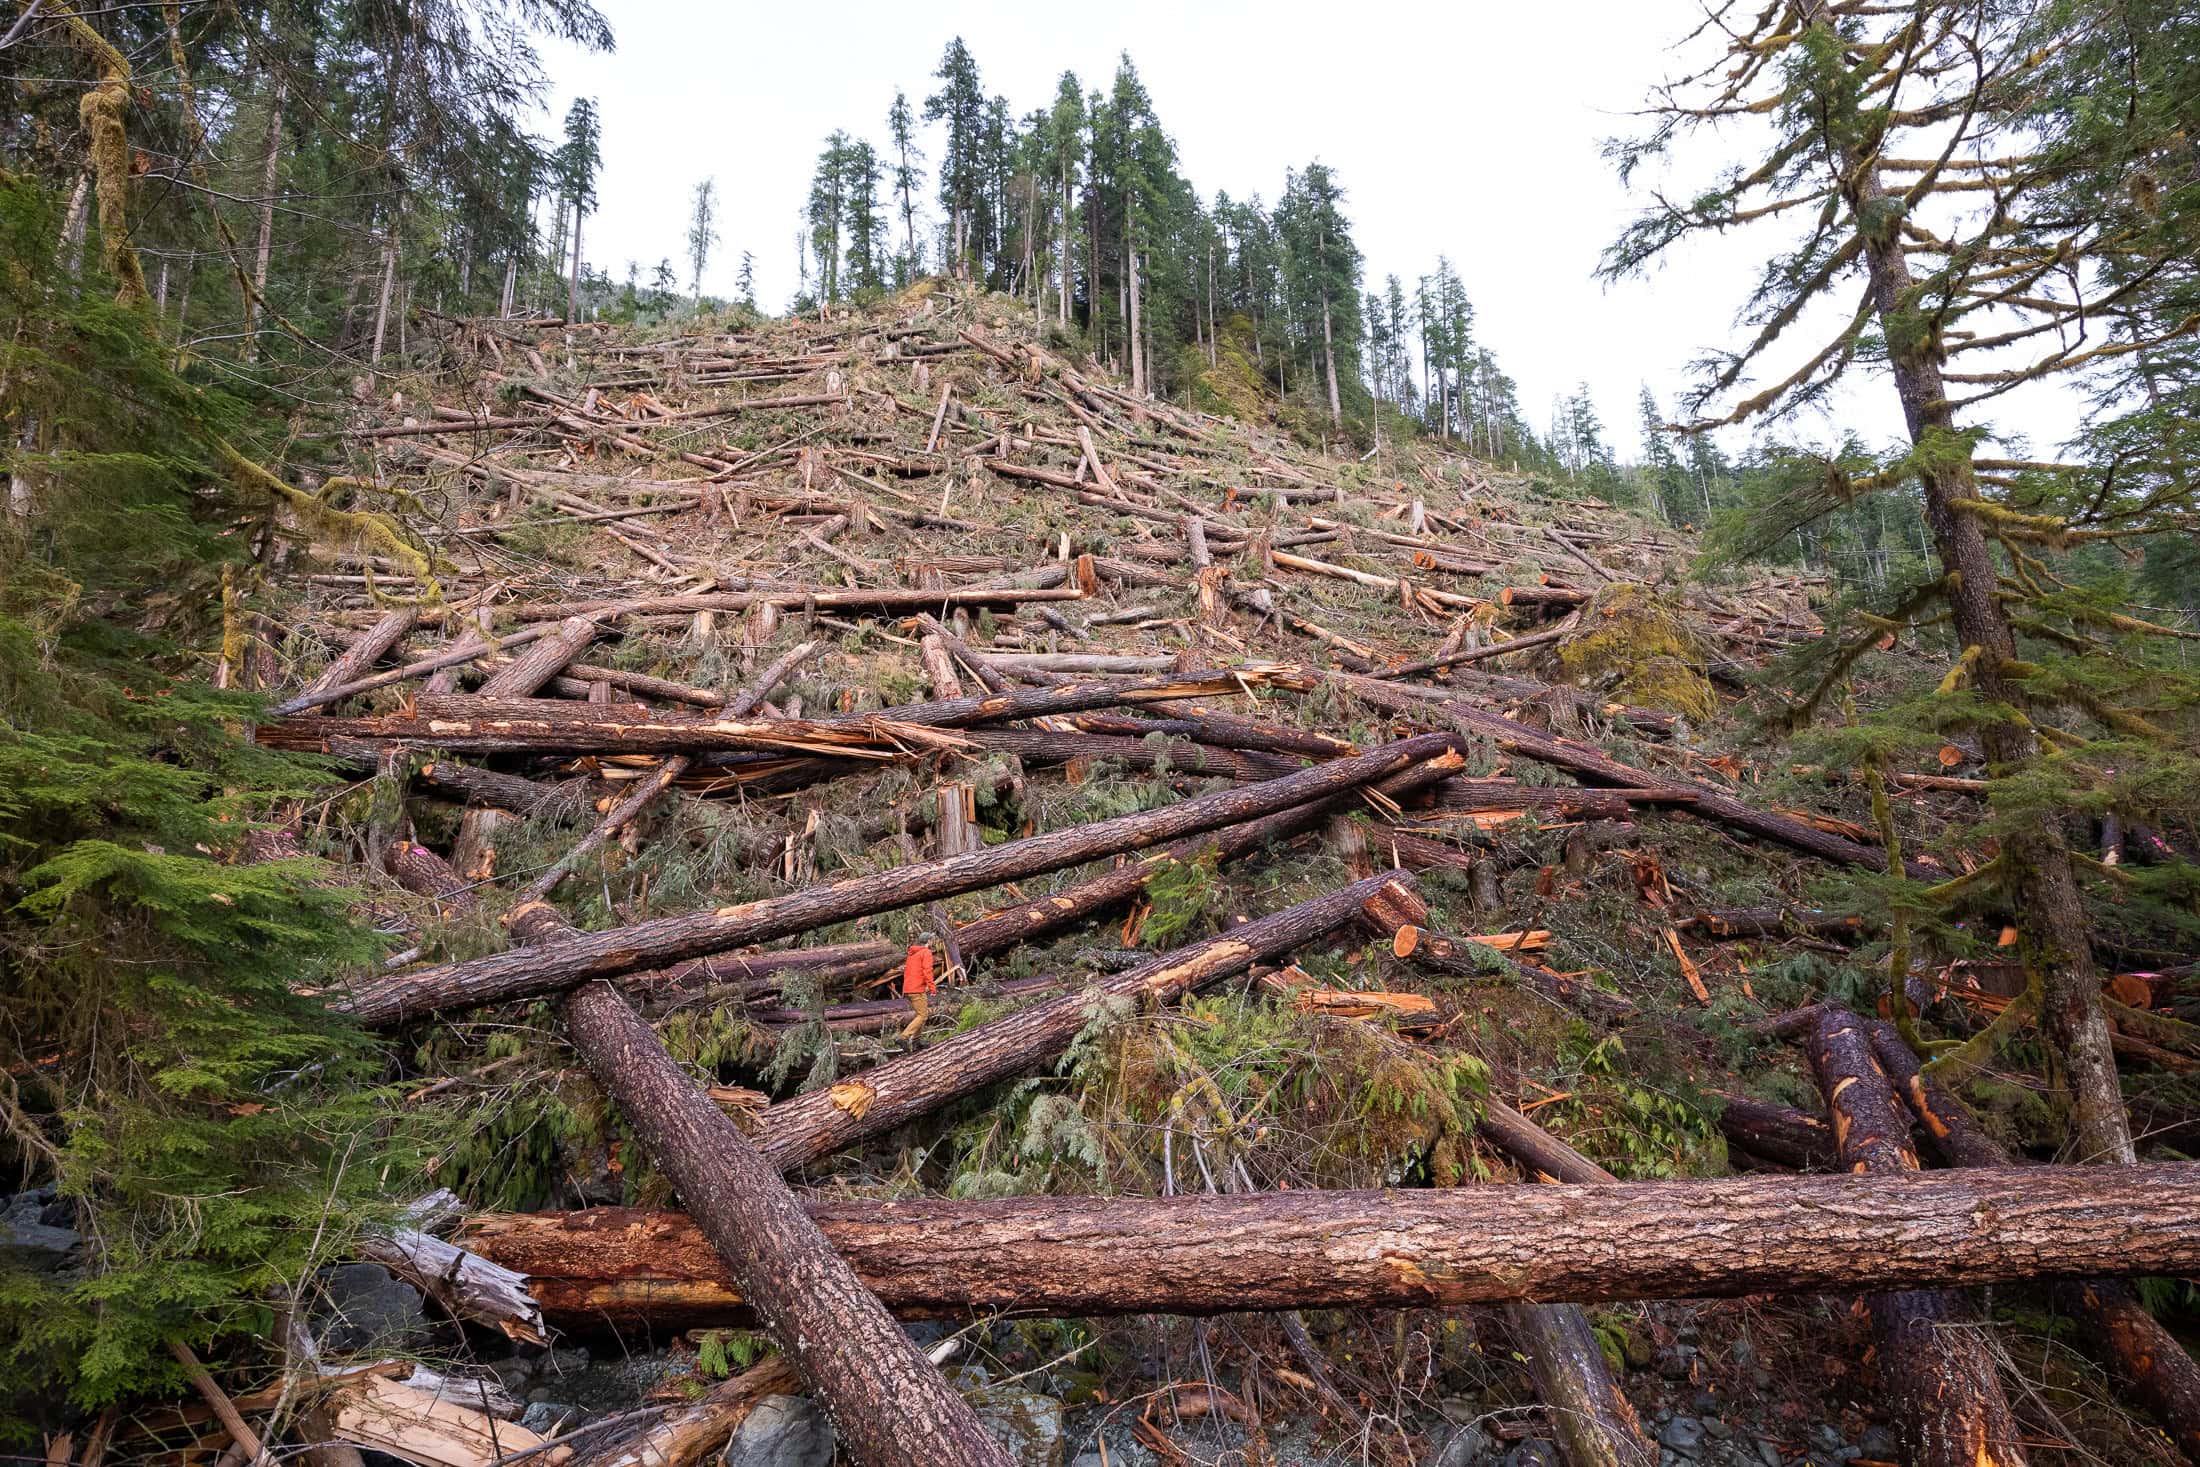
[211,288,2200,1467]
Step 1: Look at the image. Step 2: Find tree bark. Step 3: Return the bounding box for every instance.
[1342,674,1909,872]
[558,977,1009,1466]
[1805,1008,2027,1467]
[476,615,598,697]
[384,841,475,917]
[339,733,1459,1025]
[1707,1090,1836,1171]
[244,76,284,363]
[462,1163,2200,1329]
[300,608,418,705]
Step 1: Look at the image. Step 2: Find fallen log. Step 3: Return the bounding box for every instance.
[503,892,1007,1467]
[513,639,818,906]
[751,872,1424,1171]
[339,733,1459,1024]
[1865,1022,2200,1464]
[1706,1090,1836,1171]
[383,841,476,916]
[301,608,419,707]
[496,585,1092,621]
[562,978,1009,1466]
[460,1163,2200,1327]
[268,669,1301,758]
[1805,1008,2025,1467]
[477,615,599,697]
[1342,674,1918,874]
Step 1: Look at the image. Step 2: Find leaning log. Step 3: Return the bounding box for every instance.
[339,733,1458,1025]
[1806,1008,2026,1467]
[300,608,419,706]
[477,614,599,697]
[458,1163,2200,1328]
[506,896,1007,1467]
[1866,1022,2200,1464]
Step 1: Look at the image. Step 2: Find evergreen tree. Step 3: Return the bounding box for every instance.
[737,250,756,310]
[806,131,851,302]
[556,96,602,320]
[1275,162,1362,431]
[1603,0,2200,1163]
[885,88,926,283]
[842,139,888,295]
[923,38,986,276]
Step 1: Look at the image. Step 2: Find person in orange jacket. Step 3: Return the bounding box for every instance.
[897,941,937,1041]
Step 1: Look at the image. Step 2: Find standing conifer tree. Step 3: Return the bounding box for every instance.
[1602,0,2200,1164]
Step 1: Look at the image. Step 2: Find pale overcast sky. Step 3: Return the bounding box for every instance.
[538,2,2078,461]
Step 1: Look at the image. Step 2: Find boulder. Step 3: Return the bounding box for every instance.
[721,1394,833,1467]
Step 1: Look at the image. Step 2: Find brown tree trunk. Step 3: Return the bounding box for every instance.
[1801,0,2130,1166]
[1866,1023,2200,1463]
[477,615,598,697]
[301,608,418,704]
[383,841,475,917]
[462,1163,2200,1328]
[1806,1008,2027,1467]
[340,734,1457,1025]
[500,884,1002,1466]
[1706,1090,1836,1171]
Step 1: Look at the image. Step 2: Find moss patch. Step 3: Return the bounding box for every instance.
[1554,581,1716,723]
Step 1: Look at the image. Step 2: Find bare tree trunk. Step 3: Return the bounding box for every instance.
[1126,223,1145,397]
[1057,158,1071,329]
[567,203,583,322]
[499,255,516,318]
[244,77,285,362]
[370,220,398,367]
[467,1164,2200,1328]
[1318,256,1342,431]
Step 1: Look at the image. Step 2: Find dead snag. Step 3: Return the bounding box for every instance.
[1866,1022,2200,1464]
[456,1164,2200,1327]
[340,733,1458,1025]
[1806,1008,2027,1467]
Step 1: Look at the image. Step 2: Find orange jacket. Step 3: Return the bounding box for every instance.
[901,944,937,996]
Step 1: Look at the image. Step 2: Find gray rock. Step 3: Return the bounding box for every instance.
[1661,1415,1707,1455]
[973,1389,1065,1467]
[1756,1441,1783,1467]
[1857,1427,1898,1460]
[1728,1338,1758,1370]
[1657,1343,1698,1380]
[1503,1442,1561,1467]
[722,1395,833,1467]
[315,1263,429,1354]
[518,1403,579,1436]
[1703,1417,1732,1439]
[2,1190,81,1272]
[1435,1422,1498,1465]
